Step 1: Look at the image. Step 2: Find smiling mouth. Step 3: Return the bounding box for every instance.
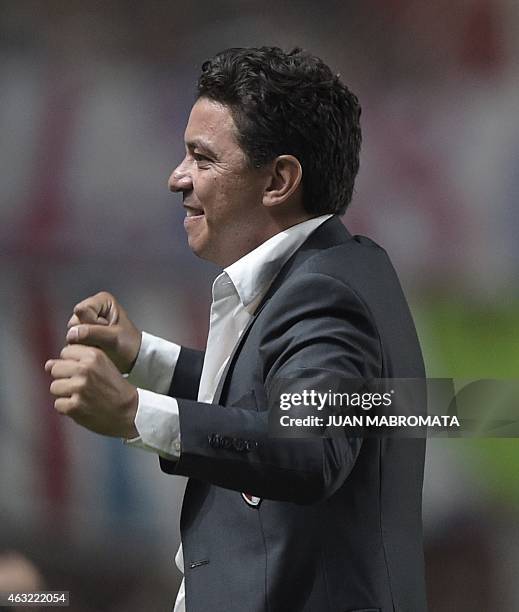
[184,206,205,217]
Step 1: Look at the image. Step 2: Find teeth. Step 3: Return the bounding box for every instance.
[187,209,203,217]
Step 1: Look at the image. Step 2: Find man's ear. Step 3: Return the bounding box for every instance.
[262,155,302,208]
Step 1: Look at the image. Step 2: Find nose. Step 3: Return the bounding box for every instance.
[168,158,193,193]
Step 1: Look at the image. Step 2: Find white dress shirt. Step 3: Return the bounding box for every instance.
[126,214,332,612]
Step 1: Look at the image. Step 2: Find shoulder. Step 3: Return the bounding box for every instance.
[267,233,396,310]
[303,234,394,280]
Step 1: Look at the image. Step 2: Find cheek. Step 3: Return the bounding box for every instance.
[192,174,219,202]
[194,171,258,218]
[217,173,256,206]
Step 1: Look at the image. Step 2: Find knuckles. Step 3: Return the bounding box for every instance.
[67,314,80,328]
[54,400,67,414]
[59,345,103,363]
[54,395,81,416]
[69,394,81,412]
[73,291,114,316]
[96,290,114,301]
[73,353,104,377]
[76,375,88,391]
[88,348,105,366]
[76,363,88,377]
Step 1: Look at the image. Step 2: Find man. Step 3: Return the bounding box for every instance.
[46,47,427,611]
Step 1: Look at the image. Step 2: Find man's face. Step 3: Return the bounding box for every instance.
[169,97,269,266]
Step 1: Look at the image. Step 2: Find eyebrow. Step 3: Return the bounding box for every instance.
[185,138,218,158]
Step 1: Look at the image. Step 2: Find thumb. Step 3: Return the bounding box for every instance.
[66,324,118,352]
[72,292,118,325]
[67,313,109,329]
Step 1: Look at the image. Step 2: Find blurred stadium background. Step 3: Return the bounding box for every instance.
[1,1,518,610]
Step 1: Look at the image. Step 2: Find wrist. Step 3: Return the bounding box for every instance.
[123,386,139,439]
[123,330,142,374]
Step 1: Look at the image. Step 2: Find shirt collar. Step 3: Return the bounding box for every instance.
[219,214,333,313]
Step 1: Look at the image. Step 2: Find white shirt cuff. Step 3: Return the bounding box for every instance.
[124,388,181,459]
[126,331,181,393]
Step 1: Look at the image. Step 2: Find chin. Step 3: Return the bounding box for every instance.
[187,239,204,257]
[186,230,228,265]
[187,237,211,261]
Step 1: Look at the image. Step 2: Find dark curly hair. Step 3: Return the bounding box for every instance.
[197,46,361,216]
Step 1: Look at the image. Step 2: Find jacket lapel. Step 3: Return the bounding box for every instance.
[212,215,352,405]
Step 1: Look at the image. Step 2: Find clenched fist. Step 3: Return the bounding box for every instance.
[45,344,139,438]
[65,291,142,374]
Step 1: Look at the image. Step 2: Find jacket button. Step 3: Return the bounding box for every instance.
[232,438,246,452]
[208,433,219,448]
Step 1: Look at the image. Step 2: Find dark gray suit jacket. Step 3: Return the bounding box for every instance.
[161,216,427,612]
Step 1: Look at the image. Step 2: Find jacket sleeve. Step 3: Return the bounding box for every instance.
[162,273,381,504]
[167,346,205,400]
